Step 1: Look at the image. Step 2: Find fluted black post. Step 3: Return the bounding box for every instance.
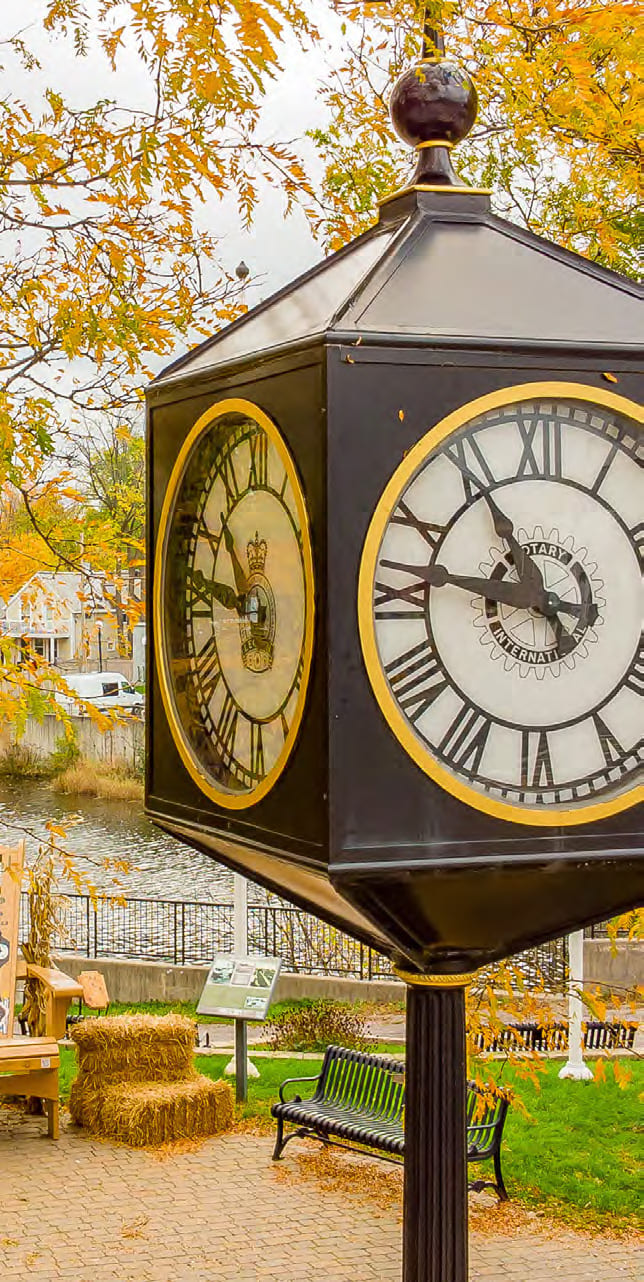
[402,979,468,1282]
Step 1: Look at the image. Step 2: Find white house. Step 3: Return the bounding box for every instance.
[1,571,127,669]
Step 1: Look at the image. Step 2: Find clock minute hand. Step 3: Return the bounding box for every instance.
[380,560,539,609]
[221,514,249,597]
[380,560,596,625]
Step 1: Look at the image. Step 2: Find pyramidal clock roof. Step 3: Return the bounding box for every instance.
[154,65,642,390]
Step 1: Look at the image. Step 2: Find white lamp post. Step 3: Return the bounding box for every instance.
[559,929,593,1081]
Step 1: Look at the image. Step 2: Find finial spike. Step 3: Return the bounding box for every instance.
[422,2,445,60]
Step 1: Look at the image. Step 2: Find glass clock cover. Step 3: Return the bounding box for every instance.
[155,400,314,809]
[359,383,643,826]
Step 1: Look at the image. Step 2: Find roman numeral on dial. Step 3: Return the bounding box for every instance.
[197,517,220,560]
[215,691,238,762]
[439,704,492,774]
[249,432,268,488]
[186,568,213,615]
[592,713,626,769]
[385,639,448,723]
[374,574,427,619]
[445,434,495,503]
[194,636,221,704]
[516,415,563,479]
[390,499,445,551]
[250,722,265,779]
[521,730,554,791]
[220,452,240,510]
[631,522,643,567]
[624,636,644,695]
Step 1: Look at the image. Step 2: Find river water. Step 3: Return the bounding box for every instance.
[0,779,257,903]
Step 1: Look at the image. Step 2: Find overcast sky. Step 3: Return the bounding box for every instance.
[2,3,349,305]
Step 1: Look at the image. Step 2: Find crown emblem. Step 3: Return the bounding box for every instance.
[241,530,275,673]
[247,532,267,575]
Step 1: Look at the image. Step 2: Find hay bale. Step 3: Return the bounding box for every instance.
[68,1013,234,1146]
[70,1014,195,1087]
[74,1076,234,1147]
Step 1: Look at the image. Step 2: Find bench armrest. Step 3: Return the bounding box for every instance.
[278,1072,321,1104]
[26,965,84,999]
[24,965,84,1040]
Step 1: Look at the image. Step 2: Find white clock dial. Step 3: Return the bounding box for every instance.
[360,384,643,825]
[155,400,314,809]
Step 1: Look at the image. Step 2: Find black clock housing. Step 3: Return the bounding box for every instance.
[147,185,644,972]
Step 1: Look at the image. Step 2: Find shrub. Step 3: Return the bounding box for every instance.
[0,741,48,778]
[48,732,80,776]
[264,998,368,1053]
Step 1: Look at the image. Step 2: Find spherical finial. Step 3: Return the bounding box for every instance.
[390,60,477,148]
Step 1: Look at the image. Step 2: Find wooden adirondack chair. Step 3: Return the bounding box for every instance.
[0,841,82,1138]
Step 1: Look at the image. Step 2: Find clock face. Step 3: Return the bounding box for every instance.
[359,383,643,826]
[155,399,314,809]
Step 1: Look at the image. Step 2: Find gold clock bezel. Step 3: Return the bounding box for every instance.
[154,397,315,810]
[358,381,644,827]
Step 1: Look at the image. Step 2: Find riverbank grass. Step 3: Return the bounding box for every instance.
[56,1047,642,1231]
[53,760,143,800]
[0,733,142,800]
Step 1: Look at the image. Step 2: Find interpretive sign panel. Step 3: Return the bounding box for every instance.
[197,953,282,1020]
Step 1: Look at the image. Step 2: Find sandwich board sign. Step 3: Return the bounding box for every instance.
[197,954,282,1021]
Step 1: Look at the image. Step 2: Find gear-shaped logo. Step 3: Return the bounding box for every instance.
[472,526,605,679]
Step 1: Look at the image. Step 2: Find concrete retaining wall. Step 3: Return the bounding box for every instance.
[54,942,643,1007]
[2,713,143,769]
[584,940,643,992]
[53,953,404,1006]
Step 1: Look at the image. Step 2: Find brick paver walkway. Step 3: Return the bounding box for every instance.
[0,1110,640,1282]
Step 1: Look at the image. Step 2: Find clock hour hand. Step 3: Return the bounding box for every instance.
[189,568,242,615]
[483,492,546,593]
[482,494,599,628]
[221,513,249,596]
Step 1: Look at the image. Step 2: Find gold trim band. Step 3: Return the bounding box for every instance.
[416,140,453,150]
[394,967,475,988]
[379,183,491,207]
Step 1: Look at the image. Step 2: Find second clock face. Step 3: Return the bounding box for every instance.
[155,399,314,808]
[359,383,643,826]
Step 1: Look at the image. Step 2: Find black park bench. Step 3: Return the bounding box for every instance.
[271,1045,510,1200]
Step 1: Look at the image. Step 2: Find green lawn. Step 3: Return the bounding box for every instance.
[57,1046,642,1231]
[482,1058,643,1229]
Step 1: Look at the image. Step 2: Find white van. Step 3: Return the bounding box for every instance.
[56,671,143,717]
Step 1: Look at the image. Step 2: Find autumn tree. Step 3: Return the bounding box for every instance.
[0,485,84,603]
[315,0,642,276]
[0,0,318,716]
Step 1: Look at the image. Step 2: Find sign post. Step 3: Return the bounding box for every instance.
[224,875,259,1091]
[197,952,282,1103]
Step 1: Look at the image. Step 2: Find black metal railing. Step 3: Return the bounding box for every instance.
[19,891,391,978]
[19,891,619,985]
